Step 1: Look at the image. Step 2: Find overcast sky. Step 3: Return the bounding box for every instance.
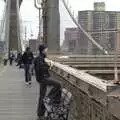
[1,0,120,44]
[65,0,120,11]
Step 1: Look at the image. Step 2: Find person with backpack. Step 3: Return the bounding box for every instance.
[34,44,61,120]
[22,47,34,85]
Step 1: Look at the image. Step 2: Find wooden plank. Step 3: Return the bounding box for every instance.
[0,65,39,120]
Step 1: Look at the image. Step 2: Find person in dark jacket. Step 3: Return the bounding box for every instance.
[34,44,61,120]
[16,52,23,68]
[22,47,34,85]
[9,52,14,65]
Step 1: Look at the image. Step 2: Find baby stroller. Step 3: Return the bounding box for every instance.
[43,88,72,120]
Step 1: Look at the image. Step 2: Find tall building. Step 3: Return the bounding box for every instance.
[29,39,40,54]
[64,28,80,53]
[78,2,120,54]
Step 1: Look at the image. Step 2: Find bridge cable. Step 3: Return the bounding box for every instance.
[62,0,109,54]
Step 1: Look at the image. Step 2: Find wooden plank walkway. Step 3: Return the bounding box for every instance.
[0,64,39,120]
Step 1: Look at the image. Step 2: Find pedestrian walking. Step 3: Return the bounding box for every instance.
[22,47,34,85]
[9,52,14,66]
[16,52,23,68]
[34,44,61,120]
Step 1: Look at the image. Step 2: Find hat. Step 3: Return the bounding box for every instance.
[39,44,48,53]
[26,47,30,51]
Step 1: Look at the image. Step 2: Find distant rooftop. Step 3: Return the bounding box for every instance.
[94,2,105,11]
[78,2,120,13]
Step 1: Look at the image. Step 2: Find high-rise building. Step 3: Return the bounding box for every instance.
[64,28,80,53]
[78,2,120,54]
[29,39,40,54]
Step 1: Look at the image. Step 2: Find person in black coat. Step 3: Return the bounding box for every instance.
[34,44,61,119]
[9,52,14,65]
[22,47,34,85]
[16,52,23,68]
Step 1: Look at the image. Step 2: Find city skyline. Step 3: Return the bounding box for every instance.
[1,0,120,44]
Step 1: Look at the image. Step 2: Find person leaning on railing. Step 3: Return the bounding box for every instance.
[34,44,62,120]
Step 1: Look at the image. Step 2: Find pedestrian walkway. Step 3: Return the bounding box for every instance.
[0,64,39,120]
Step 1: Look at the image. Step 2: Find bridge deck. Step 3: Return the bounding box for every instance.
[0,64,39,120]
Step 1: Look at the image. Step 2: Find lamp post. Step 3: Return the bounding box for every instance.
[34,0,42,43]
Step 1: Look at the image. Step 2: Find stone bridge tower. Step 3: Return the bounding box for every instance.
[5,0,60,53]
[42,0,60,54]
[5,0,22,52]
